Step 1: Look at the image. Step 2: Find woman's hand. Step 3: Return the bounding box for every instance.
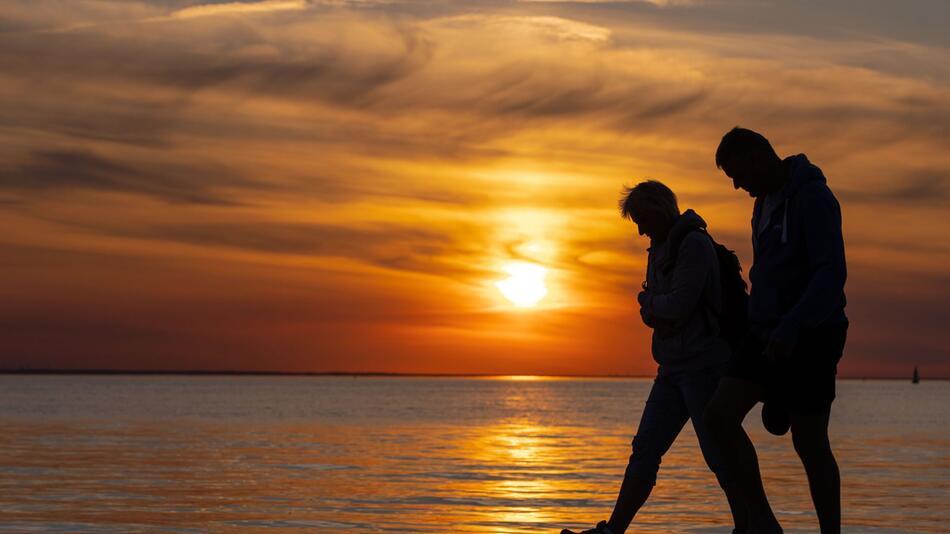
[637,289,651,307]
[639,305,656,327]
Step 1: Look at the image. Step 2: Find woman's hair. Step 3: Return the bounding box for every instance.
[619,180,679,222]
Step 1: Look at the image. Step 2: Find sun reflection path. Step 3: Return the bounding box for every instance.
[460,421,592,530]
[496,375,548,381]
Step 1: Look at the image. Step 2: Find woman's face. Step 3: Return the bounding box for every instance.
[633,208,672,242]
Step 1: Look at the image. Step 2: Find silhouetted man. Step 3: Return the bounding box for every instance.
[561,180,746,534]
[704,128,848,534]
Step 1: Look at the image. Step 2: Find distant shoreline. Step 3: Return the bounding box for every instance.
[0,369,945,380]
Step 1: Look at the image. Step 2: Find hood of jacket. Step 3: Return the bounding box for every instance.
[779,153,826,200]
[656,209,707,272]
[752,154,826,247]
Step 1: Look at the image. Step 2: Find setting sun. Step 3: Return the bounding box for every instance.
[495,261,548,308]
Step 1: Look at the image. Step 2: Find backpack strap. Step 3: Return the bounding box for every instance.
[659,227,709,274]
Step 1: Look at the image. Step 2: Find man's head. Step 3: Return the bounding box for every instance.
[715,127,784,198]
[620,180,680,242]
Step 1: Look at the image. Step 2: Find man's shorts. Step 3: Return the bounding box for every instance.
[726,321,849,415]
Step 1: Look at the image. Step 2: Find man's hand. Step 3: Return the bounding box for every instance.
[766,334,794,364]
[637,289,651,307]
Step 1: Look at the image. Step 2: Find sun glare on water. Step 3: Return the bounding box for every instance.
[495,261,548,308]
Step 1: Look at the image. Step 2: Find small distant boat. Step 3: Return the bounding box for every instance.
[912,366,920,384]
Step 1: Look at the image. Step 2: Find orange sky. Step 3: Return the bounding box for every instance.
[1,0,948,377]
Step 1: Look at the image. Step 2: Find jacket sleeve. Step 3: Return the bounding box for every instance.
[641,232,714,322]
[772,183,847,344]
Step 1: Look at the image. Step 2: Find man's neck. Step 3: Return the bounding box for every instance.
[762,159,790,196]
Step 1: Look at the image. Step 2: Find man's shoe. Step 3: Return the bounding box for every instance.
[561,520,614,534]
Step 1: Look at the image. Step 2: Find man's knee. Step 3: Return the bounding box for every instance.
[791,426,832,460]
[791,411,833,460]
[624,435,662,485]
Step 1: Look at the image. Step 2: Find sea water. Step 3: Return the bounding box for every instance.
[0,376,947,533]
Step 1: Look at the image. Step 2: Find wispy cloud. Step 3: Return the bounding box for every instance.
[171,1,308,19]
[519,0,699,6]
[0,149,254,204]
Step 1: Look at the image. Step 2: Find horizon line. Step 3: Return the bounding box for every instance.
[1,369,946,381]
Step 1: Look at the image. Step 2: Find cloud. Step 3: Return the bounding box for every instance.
[0,149,251,204]
[0,16,430,101]
[25,212,494,283]
[442,15,612,43]
[122,220,450,256]
[520,0,698,6]
[839,170,948,207]
[3,3,945,161]
[171,1,307,19]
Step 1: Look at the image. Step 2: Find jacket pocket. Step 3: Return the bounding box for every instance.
[653,330,688,366]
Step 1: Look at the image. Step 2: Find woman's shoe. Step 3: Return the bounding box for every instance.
[560,520,614,534]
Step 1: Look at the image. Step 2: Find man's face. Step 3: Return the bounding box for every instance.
[722,155,767,198]
[633,209,667,241]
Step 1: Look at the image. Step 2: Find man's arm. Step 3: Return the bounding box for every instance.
[771,183,847,346]
[639,232,714,322]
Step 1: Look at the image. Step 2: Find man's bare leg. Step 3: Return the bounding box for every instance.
[704,377,782,533]
[790,409,840,534]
